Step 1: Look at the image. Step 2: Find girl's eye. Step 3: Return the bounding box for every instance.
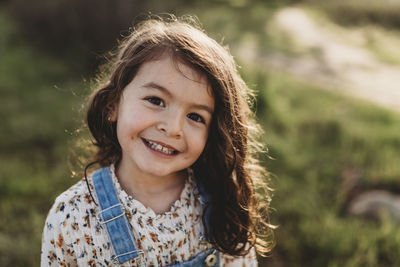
[145,97,165,107]
[187,113,205,124]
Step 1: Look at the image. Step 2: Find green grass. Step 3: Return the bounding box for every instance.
[244,70,400,266]
[0,10,85,266]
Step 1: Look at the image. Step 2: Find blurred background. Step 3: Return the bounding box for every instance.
[1,0,400,266]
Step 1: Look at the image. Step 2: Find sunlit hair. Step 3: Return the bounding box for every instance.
[85,15,274,256]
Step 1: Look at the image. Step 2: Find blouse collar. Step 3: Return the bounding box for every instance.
[108,164,200,219]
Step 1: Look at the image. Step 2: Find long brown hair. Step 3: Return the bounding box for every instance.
[85,15,274,256]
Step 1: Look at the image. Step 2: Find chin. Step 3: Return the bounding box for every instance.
[139,164,180,178]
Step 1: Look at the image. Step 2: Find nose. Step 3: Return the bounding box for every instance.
[157,111,184,138]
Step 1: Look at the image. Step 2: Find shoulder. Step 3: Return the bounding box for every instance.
[42,177,109,266]
[44,178,97,231]
[53,178,95,211]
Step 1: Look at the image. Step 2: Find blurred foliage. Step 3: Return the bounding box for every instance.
[1,0,400,266]
[4,0,306,73]
[6,0,209,73]
[0,9,84,266]
[242,69,400,266]
[317,0,400,30]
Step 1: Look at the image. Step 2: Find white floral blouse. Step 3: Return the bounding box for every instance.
[41,166,257,266]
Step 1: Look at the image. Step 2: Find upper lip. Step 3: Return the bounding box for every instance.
[142,138,180,152]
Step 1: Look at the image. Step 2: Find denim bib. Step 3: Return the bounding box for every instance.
[92,167,220,266]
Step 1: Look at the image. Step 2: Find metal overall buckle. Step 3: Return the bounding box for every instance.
[204,250,218,266]
[110,249,145,266]
[96,203,126,224]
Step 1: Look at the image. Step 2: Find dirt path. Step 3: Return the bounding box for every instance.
[237,7,400,113]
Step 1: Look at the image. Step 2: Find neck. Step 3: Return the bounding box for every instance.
[115,162,187,214]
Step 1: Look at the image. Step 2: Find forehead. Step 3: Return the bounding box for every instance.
[126,54,215,109]
[138,52,213,97]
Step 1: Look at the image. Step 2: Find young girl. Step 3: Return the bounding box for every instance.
[41,15,273,266]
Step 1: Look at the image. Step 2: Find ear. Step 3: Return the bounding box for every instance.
[107,103,118,122]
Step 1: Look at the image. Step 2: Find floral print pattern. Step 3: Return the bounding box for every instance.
[41,166,257,266]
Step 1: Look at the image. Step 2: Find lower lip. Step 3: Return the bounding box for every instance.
[142,139,178,159]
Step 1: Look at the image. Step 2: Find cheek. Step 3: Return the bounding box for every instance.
[189,128,209,155]
[117,107,153,134]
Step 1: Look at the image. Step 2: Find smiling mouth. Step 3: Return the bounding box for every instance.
[142,138,179,155]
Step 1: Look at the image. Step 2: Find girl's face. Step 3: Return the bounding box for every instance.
[111,54,214,180]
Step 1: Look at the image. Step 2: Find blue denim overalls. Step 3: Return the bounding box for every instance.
[92,167,220,266]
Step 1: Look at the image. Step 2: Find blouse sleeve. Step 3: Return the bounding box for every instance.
[40,200,77,267]
[221,247,258,267]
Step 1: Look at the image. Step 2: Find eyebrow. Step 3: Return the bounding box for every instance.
[143,82,214,115]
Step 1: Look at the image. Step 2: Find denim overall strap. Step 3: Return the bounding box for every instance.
[198,183,212,242]
[92,167,142,264]
[194,183,221,267]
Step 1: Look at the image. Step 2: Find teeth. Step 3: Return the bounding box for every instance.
[146,140,175,155]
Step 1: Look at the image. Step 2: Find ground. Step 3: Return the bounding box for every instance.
[236,7,400,113]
